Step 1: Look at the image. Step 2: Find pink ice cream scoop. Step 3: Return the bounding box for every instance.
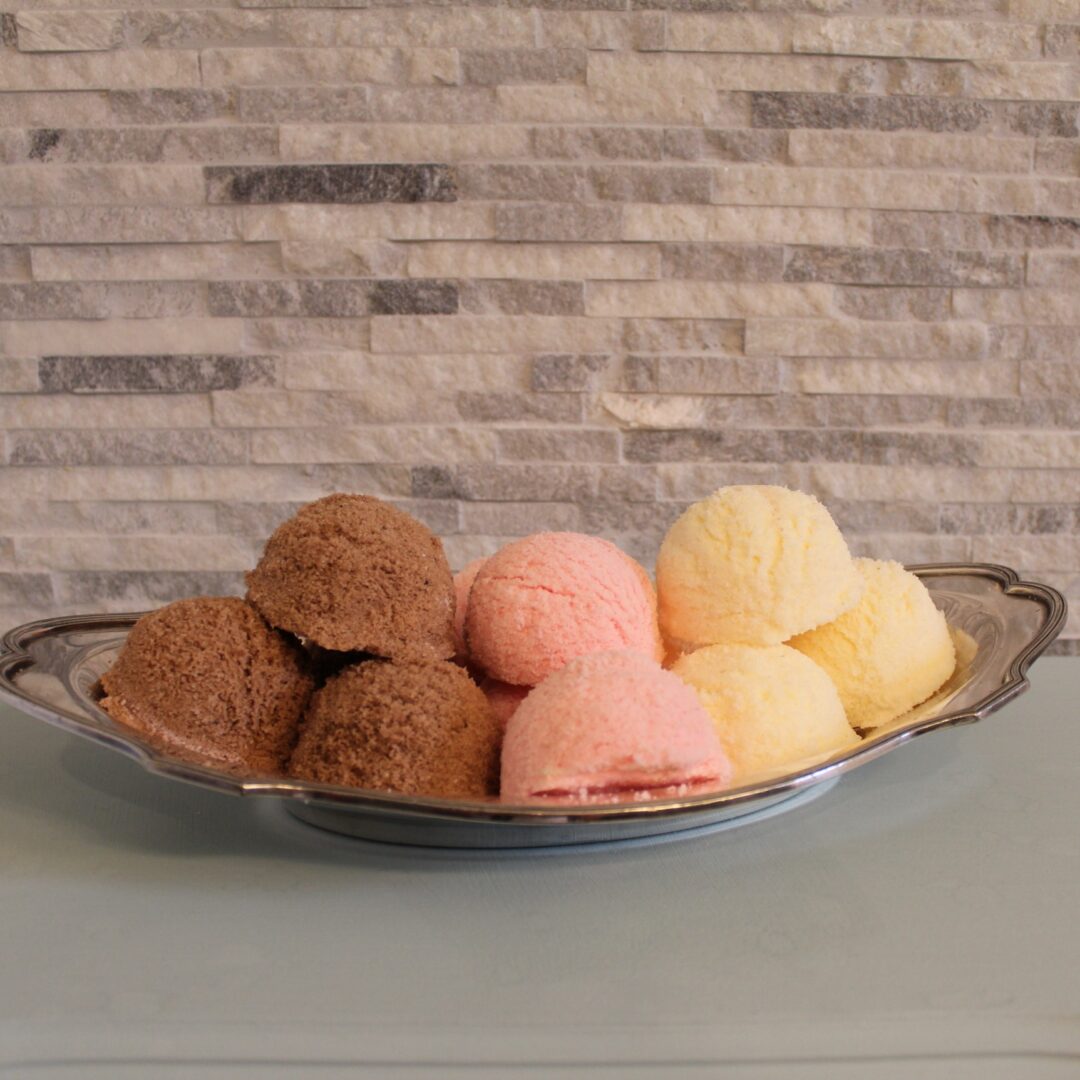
[501,651,732,804]
[452,557,488,664]
[465,532,663,687]
[480,677,530,729]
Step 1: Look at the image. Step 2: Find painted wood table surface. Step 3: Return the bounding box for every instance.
[1,658,1078,1079]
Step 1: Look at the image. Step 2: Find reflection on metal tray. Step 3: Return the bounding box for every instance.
[0,564,1066,849]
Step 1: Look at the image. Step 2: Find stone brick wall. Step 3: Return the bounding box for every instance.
[0,1,1077,649]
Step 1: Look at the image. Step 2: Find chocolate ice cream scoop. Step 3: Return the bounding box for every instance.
[99,596,314,774]
[288,659,501,799]
[245,493,455,660]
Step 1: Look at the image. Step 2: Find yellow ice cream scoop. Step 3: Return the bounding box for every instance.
[789,558,956,731]
[673,642,859,784]
[657,485,863,650]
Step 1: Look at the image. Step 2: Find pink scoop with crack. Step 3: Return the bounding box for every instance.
[501,651,732,803]
[465,532,662,687]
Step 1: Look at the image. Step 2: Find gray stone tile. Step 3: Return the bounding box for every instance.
[751,92,990,133]
[456,392,583,423]
[531,354,611,392]
[1025,326,1080,363]
[665,128,788,163]
[123,9,283,48]
[234,87,370,123]
[55,571,244,608]
[988,216,1080,249]
[829,499,940,535]
[784,246,1022,287]
[411,465,456,500]
[946,397,1080,429]
[834,286,951,321]
[18,126,278,164]
[495,203,620,241]
[369,279,458,315]
[861,431,979,467]
[1045,24,1080,59]
[453,463,599,501]
[586,165,712,203]
[456,164,584,202]
[461,501,580,536]
[463,49,586,85]
[1047,639,1080,656]
[621,355,778,393]
[2,13,17,48]
[624,429,862,464]
[206,164,456,204]
[0,500,218,535]
[822,395,948,428]
[661,243,784,280]
[459,280,584,315]
[39,355,276,394]
[208,280,370,317]
[0,282,204,321]
[940,503,1079,535]
[1000,101,1080,138]
[8,430,249,467]
[621,318,743,354]
[109,90,235,125]
[0,573,53,607]
[532,126,664,161]
[497,428,619,462]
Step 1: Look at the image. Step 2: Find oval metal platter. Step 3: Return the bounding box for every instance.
[0,564,1066,849]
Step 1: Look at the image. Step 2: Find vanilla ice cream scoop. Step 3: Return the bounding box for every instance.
[656,485,862,649]
[672,642,859,784]
[789,558,956,730]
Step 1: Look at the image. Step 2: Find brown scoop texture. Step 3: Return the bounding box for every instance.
[245,493,455,659]
[99,596,314,774]
[288,659,501,799]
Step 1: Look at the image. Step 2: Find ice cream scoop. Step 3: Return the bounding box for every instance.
[672,642,859,784]
[465,532,662,687]
[452,557,487,664]
[789,558,956,730]
[246,493,455,660]
[99,596,313,774]
[656,485,862,650]
[501,651,732,803]
[288,659,501,799]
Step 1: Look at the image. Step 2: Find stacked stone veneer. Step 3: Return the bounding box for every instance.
[0,3,1077,650]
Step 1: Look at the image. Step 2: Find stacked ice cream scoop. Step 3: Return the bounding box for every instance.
[99,486,957,805]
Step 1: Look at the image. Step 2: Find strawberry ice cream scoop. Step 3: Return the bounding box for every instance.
[452,557,488,664]
[500,651,732,804]
[465,532,663,687]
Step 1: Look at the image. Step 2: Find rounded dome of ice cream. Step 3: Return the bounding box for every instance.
[245,493,455,660]
[288,659,501,799]
[672,642,859,784]
[656,485,862,649]
[99,596,314,774]
[465,531,663,687]
[501,651,732,803]
[789,558,956,730]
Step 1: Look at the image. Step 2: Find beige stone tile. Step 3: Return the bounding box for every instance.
[747,317,987,359]
[713,165,960,211]
[371,315,623,354]
[1,165,205,206]
[786,358,1019,396]
[793,16,1040,60]
[241,205,494,242]
[0,395,210,429]
[30,243,281,282]
[280,123,530,162]
[251,426,496,465]
[13,535,254,572]
[0,50,200,91]
[789,130,1033,173]
[587,281,834,318]
[624,205,872,245]
[0,318,244,356]
[406,242,659,281]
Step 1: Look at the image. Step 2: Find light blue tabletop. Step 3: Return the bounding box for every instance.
[1,658,1078,1079]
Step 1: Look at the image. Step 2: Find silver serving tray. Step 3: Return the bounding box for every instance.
[0,564,1066,849]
